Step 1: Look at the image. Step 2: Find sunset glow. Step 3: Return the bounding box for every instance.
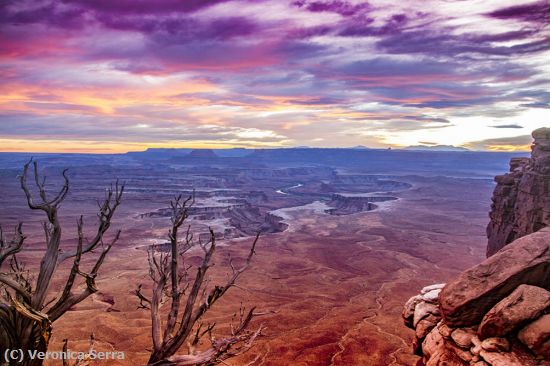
[1,0,548,152]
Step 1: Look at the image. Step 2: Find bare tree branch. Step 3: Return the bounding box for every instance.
[0,223,25,267]
[58,181,124,262]
[1,160,123,366]
[136,194,261,365]
[48,231,117,322]
[0,274,32,303]
[62,335,95,366]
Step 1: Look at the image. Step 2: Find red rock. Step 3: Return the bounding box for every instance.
[480,337,510,352]
[416,314,440,340]
[470,336,482,356]
[518,314,550,358]
[471,361,489,366]
[421,283,446,294]
[403,294,423,328]
[414,302,440,328]
[421,289,441,304]
[478,285,550,339]
[436,351,468,366]
[450,328,475,348]
[403,129,550,366]
[413,336,423,356]
[437,323,452,339]
[486,127,550,256]
[422,327,445,360]
[446,341,473,362]
[479,349,538,366]
[439,228,550,328]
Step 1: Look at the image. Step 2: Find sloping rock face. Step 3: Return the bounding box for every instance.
[486,127,550,257]
[518,314,550,358]
[403,228,550,365]
[440,228,550,327]
[478,285,550,339]
[403,129,550,365]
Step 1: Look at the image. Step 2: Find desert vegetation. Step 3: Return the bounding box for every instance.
[0,162,260,366]
[135,194,261,365]
[0,160,123,366]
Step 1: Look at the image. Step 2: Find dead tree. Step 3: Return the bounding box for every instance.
[135,195,262,366]
[0,160,123,366]
[61,335,95,366]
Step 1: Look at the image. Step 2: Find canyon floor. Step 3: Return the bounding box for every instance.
[0,150,516,365]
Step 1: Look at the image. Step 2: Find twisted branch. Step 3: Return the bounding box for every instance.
[135,194,261,365]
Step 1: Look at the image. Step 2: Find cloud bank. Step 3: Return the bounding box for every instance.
[0,0,548,152]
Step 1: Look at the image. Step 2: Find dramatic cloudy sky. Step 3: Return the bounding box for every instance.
[0,0,548,152]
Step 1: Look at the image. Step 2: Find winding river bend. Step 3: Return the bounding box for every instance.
[275,183,303,195]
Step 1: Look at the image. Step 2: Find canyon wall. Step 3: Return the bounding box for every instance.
[403,128,550,365]
[486,127,550,257]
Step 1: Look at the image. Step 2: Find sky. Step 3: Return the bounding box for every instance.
[0,0,548,153]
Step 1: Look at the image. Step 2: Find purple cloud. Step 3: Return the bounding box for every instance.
[377,29,550,58]
[1,0,549,150]
[293,0,371,16]
[486,1,550,25]
[490,124,523,129]
[62,0,229,15]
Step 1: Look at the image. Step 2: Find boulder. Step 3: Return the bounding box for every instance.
[447,343,473,363]
[421,288,441,304]
[403,294,422,328]
[440,228,550,327]
[416,314,440,339]
[421,283,446,294]
[437,322,452,338]
[450,328,475,348]
[479,348,539,366]
[403,130,550,366]
[434,351,468,366]
[480,337,510,352]
[413,302,440,328]
[478,285,550,339]
[470,335,482,356]
[518,314,550,358]
[422,326,445,361]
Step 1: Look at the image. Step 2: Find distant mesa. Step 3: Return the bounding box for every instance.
[403,144,469,152]
[325,194,397,215]
[293,145,372,149]
[187,149,218,158]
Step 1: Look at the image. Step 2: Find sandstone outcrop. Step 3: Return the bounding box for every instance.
[518,314,550,358]
[403,128,549,365]
[403,231,550,366]
[405,284,549,364]
[403,227,550,365]
[439,228,550,327]
[486,127,550,256]
[478,285,550,339]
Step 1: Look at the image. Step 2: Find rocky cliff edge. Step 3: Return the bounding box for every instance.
[403,128,550,366]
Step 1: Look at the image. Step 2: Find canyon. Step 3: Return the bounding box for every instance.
[0,147,526,365]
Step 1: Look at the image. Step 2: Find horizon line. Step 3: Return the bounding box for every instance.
[0,147,532,155]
